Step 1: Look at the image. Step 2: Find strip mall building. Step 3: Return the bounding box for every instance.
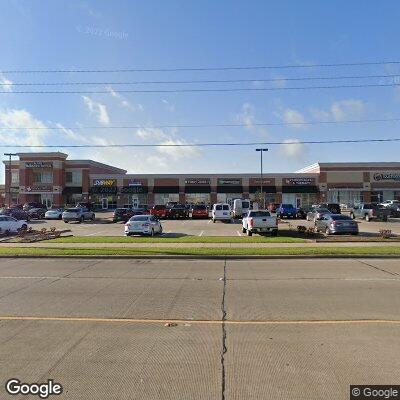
[3,152,400,209]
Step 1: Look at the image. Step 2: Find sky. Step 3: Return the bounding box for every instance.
[1,0,400,182]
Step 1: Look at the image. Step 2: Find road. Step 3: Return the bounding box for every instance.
[0,258,399,399]
[28,212,400,237]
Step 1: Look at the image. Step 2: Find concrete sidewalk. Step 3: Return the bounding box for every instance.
[2,241,400,248]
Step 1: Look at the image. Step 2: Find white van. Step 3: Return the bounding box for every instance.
[212,203,232,223]
[233,199,251,218]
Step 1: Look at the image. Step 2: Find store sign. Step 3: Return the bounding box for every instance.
[90,186,117,194]
[93,179,116,186]
[26,185,52,192]
[25,161,53,168]
[185,178,210,185]
[120,186,147,194]
[128,181,142,186]
[284,177,315,186]
[217,178,241,185]
[373,173,400,181]
[250,178,275,185]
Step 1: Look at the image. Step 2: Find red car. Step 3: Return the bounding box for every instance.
[190,204,209,219]
[150,205,168,218]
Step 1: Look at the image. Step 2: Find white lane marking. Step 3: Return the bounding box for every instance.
[85,232,102,236]
[207,219,212,224]
[236,230,241,236]
[199,230,204,236]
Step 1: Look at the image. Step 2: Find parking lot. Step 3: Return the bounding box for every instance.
[26,211,400,237]
[0,257,399,399]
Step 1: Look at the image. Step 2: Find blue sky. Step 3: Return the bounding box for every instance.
[1,0,400,182]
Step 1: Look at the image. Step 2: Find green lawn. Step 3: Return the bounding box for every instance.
[52,235,306,244]
[1,246,400,257]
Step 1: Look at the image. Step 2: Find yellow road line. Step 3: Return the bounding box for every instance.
[1,316,400,325]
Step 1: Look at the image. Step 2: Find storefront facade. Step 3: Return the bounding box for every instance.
[3,153,400,208]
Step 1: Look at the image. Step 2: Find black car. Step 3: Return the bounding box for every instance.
[1,208,30,221]
[315,203,341,214]
[76,202,94,211]
[112,208,134,223]
[28,207,47,219]
[23,202,46,211]
[168,204,189,219]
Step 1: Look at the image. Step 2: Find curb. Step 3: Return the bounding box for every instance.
[1,255,400,260]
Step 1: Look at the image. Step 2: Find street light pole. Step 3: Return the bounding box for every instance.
[255,148,268,209]
[4,153,17,208]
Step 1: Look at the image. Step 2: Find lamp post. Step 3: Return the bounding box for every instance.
[4,153,17,208]
[255,148,268,209]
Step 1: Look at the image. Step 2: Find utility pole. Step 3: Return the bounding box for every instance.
[255,148,268,209]
[4,153,17,208]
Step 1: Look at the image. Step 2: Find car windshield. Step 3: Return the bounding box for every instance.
[154,205,165,209]
[316,208,331,213]
[242,201,250,208]
[215,205,222,210]
[282,204,294,208]
[130,216,149,221]
[194,205,207,210]
[222,205,230,210]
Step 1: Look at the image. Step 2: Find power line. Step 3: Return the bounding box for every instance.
[4,73,400,86]
[2,118,400,131]
[2,60,400,73]
[2,82,400,94]
[1,138,400,149]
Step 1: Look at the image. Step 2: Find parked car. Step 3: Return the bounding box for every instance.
[62,207,95,223]
[380,200,400,209]
[45,207,64,220]
[131,206,149,216]
[315,214,359,235]
[28,207,47,219]
[296,206,313,219]
[168,204,189,219]
[306,207,332,222]
[350,203,390,222]
[23,202,46,211]
[242,210,278,236]
[233,199,251,218]
[190,204,209,219]
[124,215,162,236]
[0,208,30,221]
[212,203,232,223]
[387,203,400,218]
[314,203,341,214]
[0,215,28,233]
[276,204,297,219]
[76,202,94,211]
[113,208,134,223]
[150,205,168,218]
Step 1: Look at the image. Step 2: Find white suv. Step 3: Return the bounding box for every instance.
[212,203,232,223]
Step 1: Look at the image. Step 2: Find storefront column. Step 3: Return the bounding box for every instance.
[179,192,185,203]
[53,193,62,207]
[362,191,371,202]
[275,192,282,203]
[210,191,217,204]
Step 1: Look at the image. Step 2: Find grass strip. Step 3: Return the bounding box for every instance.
[52,235,306,244]
[0,246,399,257]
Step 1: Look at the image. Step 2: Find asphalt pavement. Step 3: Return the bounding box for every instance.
[0,257,399,399]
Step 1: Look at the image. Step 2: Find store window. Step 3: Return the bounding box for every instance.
[33,171,53,183]
[154,193,179,205]
[185,193,210,205]
[11,170,19,185]
[66,170,82,185]
[328,190,363,206]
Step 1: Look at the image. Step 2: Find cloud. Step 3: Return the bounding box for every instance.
[0,108,48,147]
[281,108,306,128]
[162,99,175,112]
[280,138,306,159]
[236,103,268,136]
[0,73,13,92]
[107,86,143,111]
[310,99,365,122]
[82,96,110,125]
[157,138,200,161]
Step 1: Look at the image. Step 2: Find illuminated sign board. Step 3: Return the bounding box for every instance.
[217,178,241,185]
[284,177,315,186]
[373,173,400,181]
[25,161,53,168]
[185,178,211,185]
[93,179,116,186]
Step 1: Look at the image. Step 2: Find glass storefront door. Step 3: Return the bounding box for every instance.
[41,194,53,209]
[101,198,108,209]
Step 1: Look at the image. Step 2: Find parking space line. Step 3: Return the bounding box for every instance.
[1,316,399,326]
[207,219,212,224]
[236,230,242,236]
[85,232,103,236]
[199,230,204,236]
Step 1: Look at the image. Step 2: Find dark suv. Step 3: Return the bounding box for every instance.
[316,203,341,214]
[113,208,134,223]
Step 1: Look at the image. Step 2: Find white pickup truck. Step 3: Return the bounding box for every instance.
[242,210,278,236]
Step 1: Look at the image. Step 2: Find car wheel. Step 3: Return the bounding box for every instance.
[271,229,278,236]
[325,227,330,236]
[19,224,27,231]
[365,214,370,222]
[150,229,154,237]
[212,219,215,223]
[247,229,252,236]
[383,217,388,222]
[242,227,246,233]
[64,220,69,223]
[351,232,358,235]
[58,214,62,220]
[159,226,163,235]
[91,214,95,221]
